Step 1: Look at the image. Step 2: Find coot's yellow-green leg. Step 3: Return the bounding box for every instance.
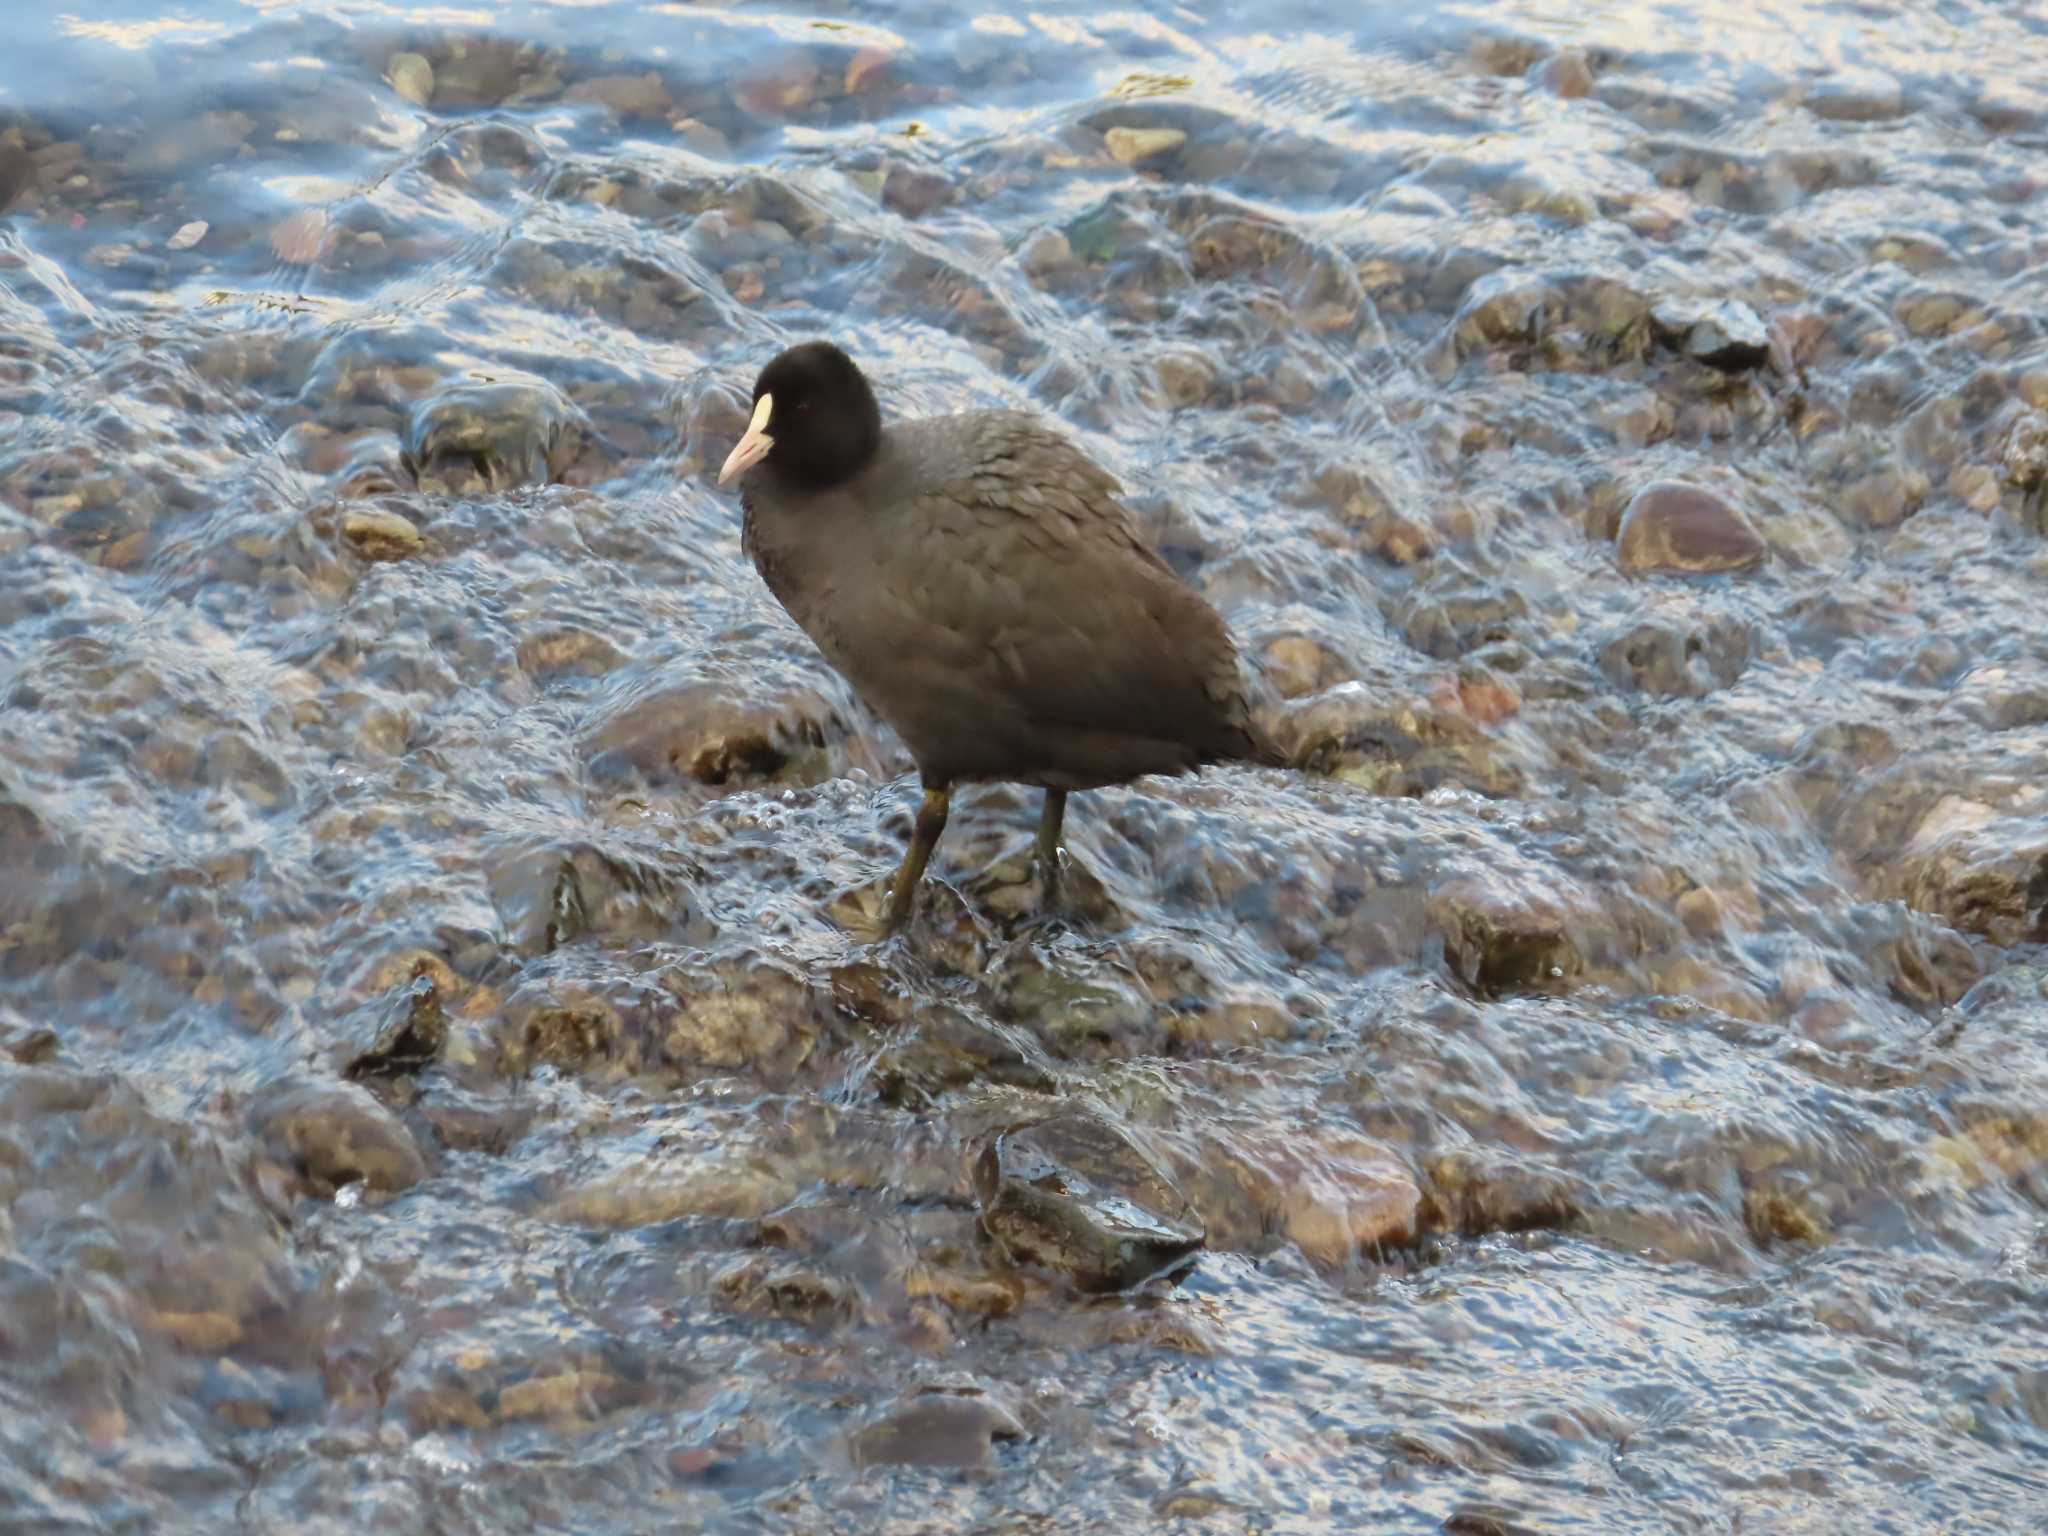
[1035,788,1067,904]
[886,784,951,927]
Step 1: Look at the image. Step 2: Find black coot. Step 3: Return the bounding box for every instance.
[719,340,1273,926]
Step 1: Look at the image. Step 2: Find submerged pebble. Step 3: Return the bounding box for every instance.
[1616,481,1769,573]
[974,1111,1206,1291]
[249,1077,428,1197]
[1104,126,1186,165]
[1651,296,1772,371]
[388,52,435,107]
[340,505,425,559]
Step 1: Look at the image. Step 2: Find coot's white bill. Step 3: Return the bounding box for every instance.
[718,393,775,484]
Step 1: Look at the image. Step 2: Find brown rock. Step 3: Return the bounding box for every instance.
[851,1389,1025,1469]
[495,1370,618,1423]
[1366,509,1436,565]
[2002,411,2048,493]
[903,1262,1025,1319]
[1532,49,1594,99]
[1104,126,1186,165]
[1429,870,1592,992]
[542,1160,797,1228]
[340,506,425,561]
[1889,798,2048,947]
[1454,669,1520,726]
[249,1077,427,1196]
[386,53,433,106]
[516,624,626,680]
[0,139,31,212]
[564,72,672,117]
[1259,634,1327,700]
[147,1309,245,1354]
[1425,1149,1582,1236]
[1279,1134,1421,1265]
[1743,1183,1828,1246]
[973,1110,1204,1291]
[584,680,846,786]
[1615,481,1767,574]
[1800,69,1904,123]
[881,162,954,218]
[844,47,896,95]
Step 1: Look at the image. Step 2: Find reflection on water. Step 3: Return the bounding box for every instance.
[3,0,2048,1531]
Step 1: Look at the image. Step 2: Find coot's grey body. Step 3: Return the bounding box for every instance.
[742,410,1260,790]
[719,341,1268,924]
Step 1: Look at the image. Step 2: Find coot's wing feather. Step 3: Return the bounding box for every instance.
[862,415,1256,772]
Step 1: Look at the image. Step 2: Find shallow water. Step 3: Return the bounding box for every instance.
[3,0,2047,1531]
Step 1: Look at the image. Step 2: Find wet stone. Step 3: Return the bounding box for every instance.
[489,838,710,958]
[493,1367,631,1426]
[516,624,627,681]
[1017,226,1075,279]
[1104,126,1186,166]
[1897,289,1971,339]
[415,1083,532,1156]
[1891,801,2048,948]
[1429,870,1590,994]
[714,1255,860,1326]
[543,1158,796,1228]
[1972,78,2048,135]
[1651,297,1770,372]
[584,680,847,788]
[1531,49,1594,99]
[1800,68,1905,123]
[1279,1133,1422,1266]
[0,139,30,212]
[870,1004,1059,1108]
[1842,467,1929,529]
[249,1076,428,1197]
[1742,1179,1829,1246]
[850,1388,1025,1469]
[1157,1486,1237,1520]
[1153,349,1220,409]
[427,36,559,109]
[1597,602,1752,696]
[1271,681,1524,799]
[973,1109,1205,1292]
[1615,481,1768,575]
[1424,1149,1582,1237]
[881,161,955,218]
[387,53,434,107]
[340,505,425,561]
[661,963,823,1079]
[1448,271,1558,357]
[996,955,1158,1060]
[0,1007,60,1065]
[903,1258,1027,1321]
[1365,508,1436,565]
[564,72,673,119]
[1259,634,1329,699]
[2001,412,2048,495]
[342,972,448,1081]
[401,380,587,493]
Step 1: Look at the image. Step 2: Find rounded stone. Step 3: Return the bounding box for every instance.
[1615,481,1767,575]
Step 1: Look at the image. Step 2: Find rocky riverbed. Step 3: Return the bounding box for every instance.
[1,1,2046,1531]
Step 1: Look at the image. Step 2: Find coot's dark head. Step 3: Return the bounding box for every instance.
[717,340,882,493]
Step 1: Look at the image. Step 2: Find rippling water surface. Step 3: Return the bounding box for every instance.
[3,0,2047,1530]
